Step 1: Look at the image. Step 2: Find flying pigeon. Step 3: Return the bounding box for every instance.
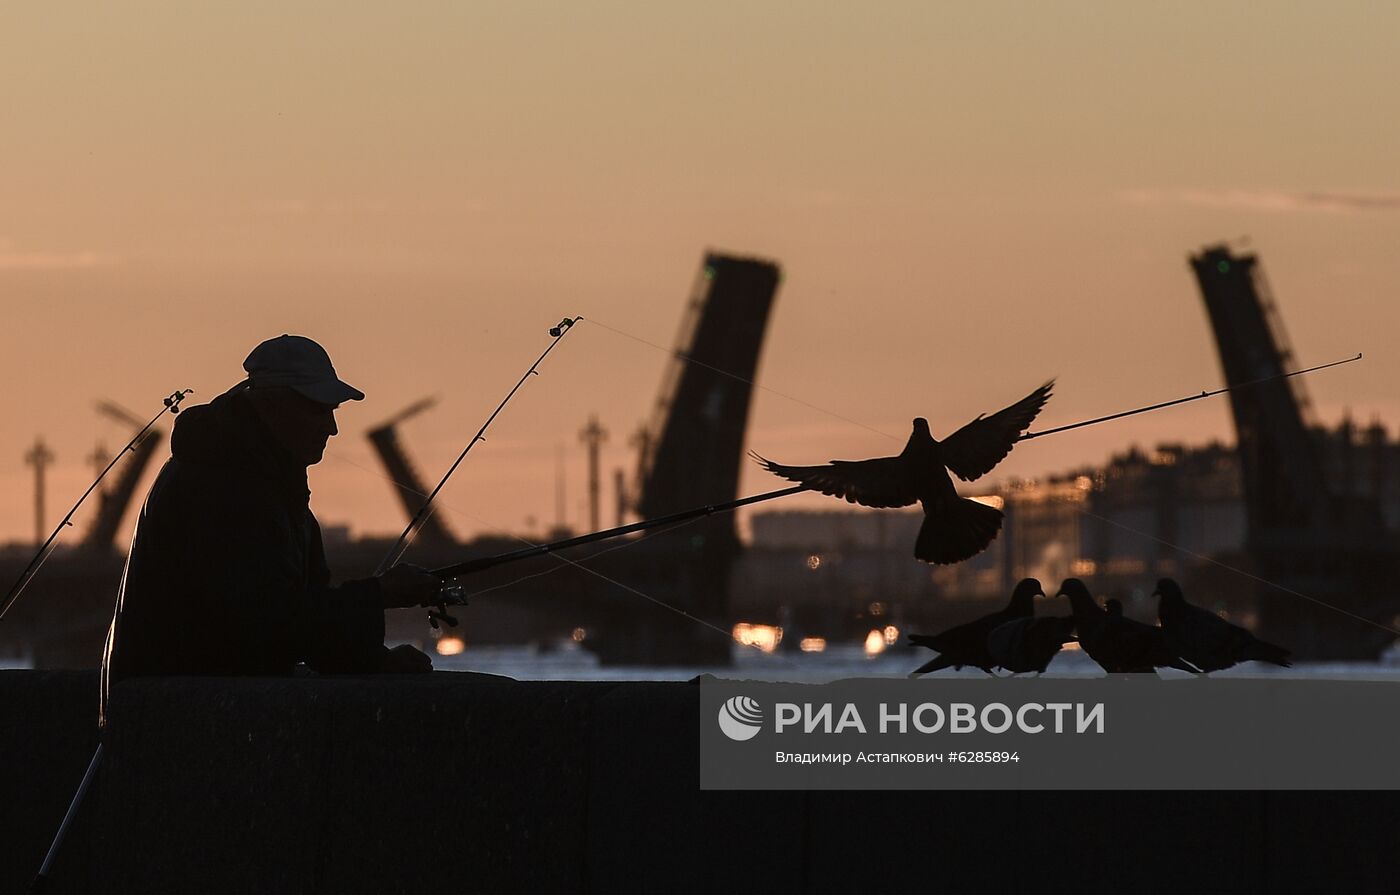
[1153,578,1292,672]
[752,381,1053,564]
[907,578,1044,676]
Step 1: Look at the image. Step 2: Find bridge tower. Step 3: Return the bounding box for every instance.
[1191,244,1393,657]
[82,401,166,553]
[595,251,781,664]
[366,397,457,553]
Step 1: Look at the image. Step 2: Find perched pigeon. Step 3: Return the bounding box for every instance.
[1055,579,1194,674]
[1056,578,1110,666]
[752,381,1053,564]
[907,578,1044,676]
[986,615,1077,674]
[1153,578,1292,672]
[1102,597,1199,674]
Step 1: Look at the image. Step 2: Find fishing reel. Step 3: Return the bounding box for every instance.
[164,389,193,414]
[549,317,579,338]
[427,583,469,630]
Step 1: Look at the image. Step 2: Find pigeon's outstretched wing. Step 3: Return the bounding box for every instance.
[939,381,1054,482]
[749,451,915,509]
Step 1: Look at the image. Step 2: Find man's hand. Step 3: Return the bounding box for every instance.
[380,643,433,674]
[377,563,446,609]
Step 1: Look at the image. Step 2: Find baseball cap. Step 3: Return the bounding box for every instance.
[242,335,365,405]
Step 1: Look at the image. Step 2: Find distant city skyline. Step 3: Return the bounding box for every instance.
[3,2,1397,547]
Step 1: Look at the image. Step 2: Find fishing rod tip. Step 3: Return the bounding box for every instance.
[164,389,194,413]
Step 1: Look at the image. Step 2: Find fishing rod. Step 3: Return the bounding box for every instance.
[15,389,188,895]
[433,485,805,579]
[1,389,191,624]
[429,354,1361,582]
[1019,354,1361,441]
[376,317,581,628]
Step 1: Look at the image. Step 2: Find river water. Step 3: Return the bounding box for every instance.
[421,640,1400,683]
[6,640,1395,681]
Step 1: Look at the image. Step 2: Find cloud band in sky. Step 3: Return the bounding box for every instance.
[0,239,118,270]
[1119,188,1400,214]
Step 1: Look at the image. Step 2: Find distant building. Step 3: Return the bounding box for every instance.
[749,509,922,551]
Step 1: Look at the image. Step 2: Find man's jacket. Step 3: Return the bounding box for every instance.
[101,387,385,720]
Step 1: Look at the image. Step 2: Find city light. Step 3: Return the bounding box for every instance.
[799,637,827,653]
[733,623,783,653]
[571,627,587,643]
[863,629,886,656]
[435,636,465,656]
[882,625,899,645]
[806,554,823,570]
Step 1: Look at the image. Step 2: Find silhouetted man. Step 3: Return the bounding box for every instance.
[101,335,443,720]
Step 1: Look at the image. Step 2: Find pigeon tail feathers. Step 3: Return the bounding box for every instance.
[914,497,1003,564]
[1244,639,1293,667]
[909,653,959,676]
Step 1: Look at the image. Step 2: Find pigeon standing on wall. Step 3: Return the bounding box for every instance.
[752,381,1053,564]
[986,615,1078,674]
[1153,578,1292,672]
[1102,598,1200,674]
[907,578,1044,676]
[1056,578,1110,665]
[1059,576,1198,673]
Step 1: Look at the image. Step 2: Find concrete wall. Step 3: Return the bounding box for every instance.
[1,671,100,895]
[3,670,1396,894]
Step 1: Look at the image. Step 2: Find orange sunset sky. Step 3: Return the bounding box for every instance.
[3,2,1398,549]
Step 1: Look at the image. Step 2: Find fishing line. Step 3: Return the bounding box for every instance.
[450,508,802,667]
[466,516,708,600]
[585,317,901,442]
[328,451,801,664]
[376,316,580,580]
[1072,506,1400,639]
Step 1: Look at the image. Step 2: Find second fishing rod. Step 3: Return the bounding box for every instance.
[429,353,1361,584]
[385,316,581,628]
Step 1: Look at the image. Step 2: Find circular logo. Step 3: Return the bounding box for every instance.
[717,695,764,741]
